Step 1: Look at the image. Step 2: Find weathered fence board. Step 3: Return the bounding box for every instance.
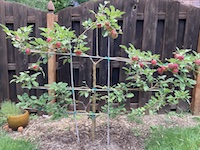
[184,7,200,50]
[162,1,180,60]
[139,0,159,109]
[13,3,29,98]
[5,3,16,102]
[0,0,9,101]
[58,7,72,85]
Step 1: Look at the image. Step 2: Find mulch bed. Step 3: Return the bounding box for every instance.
[6,113,199,150]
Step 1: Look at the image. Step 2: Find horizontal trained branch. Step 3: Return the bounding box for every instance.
[22,85,160,92]
[30,49,132,63]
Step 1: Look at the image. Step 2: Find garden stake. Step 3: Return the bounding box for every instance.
[91,27,102,141]
[107,37,111,145]
[91,63,97,141]
[69,50,80,143]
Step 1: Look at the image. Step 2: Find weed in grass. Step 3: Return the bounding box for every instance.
[145,125,200,150]
[0,131,37,150]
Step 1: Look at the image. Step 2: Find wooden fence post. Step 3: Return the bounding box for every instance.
[47,0,56,103]
[192,31,200,115]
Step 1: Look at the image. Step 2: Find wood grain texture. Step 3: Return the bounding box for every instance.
[184,7,200,50]
[120,0,138,109]
[47,13,56,84]
[0,0,9,102]
[139,0,159,108]
[36,10,48,96]
[162,1,180,60]
[13,3,28,99]
[57,7,72,84]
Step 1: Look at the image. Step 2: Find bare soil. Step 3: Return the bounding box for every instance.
[7,113,199,150]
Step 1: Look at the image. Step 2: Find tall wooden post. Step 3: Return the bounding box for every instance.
[192,31,200,115]
[47,1,56,103]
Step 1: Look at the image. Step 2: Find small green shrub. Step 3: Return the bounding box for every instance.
[145,125,200,150]
[0,100,22,117]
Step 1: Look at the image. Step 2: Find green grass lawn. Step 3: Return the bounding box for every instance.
[0,131,37,150]
[145,125,200,150]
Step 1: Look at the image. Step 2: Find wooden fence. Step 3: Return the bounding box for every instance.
[0,0,200,113]
[0,0,47,102]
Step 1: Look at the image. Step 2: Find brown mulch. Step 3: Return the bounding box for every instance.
[6,113,199,150]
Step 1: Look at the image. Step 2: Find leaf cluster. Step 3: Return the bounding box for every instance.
[10,71,41,89]
[121,44,199,116]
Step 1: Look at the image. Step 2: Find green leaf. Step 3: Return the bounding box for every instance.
[126,93,134,98]
[10,79,16,83]
[31,96,37,100]
[143,85,149,91]
[102,30,108,37]
[187,78,196,85]
[63,59,68,65]
[104,1,110,5]
[120,45,127,50]
[17,95,23,101]
[89,10,96,15]
[84,92,89,98]
[27,84,32,90]
[32,81,39,87]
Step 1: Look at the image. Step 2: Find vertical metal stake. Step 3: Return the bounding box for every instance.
[107,37,111,145]
[69,50,80,143]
